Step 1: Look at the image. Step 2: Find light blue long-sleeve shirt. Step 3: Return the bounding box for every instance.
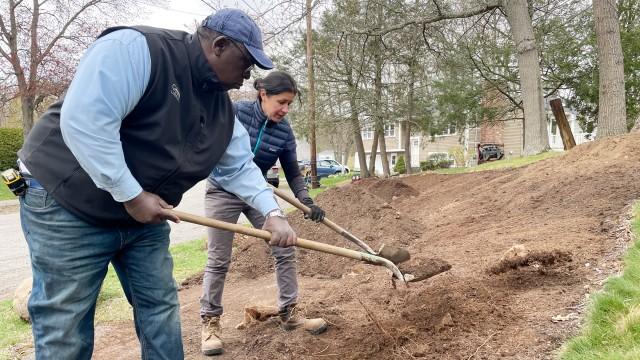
[59,29,278,216]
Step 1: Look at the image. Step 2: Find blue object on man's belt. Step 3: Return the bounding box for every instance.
[26,177,44,190]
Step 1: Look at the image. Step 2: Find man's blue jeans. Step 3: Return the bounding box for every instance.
[20,186,183,359]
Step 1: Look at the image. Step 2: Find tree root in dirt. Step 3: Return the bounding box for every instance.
[489,250,572,274]
[235,305,280,330]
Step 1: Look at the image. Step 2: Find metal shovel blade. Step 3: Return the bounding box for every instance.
[271,186,412,265]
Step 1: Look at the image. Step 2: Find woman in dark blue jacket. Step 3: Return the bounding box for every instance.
[199,71,327,355]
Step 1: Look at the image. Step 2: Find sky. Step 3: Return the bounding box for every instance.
[135,0,213,31]
[132,0,308,92]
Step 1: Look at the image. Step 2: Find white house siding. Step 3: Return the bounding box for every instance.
[503,119,524,158]
[548,111,594,151]
[353,111,593,174]
[355,128,476,174]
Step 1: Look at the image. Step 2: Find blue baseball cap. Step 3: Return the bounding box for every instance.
[202,8,274,70]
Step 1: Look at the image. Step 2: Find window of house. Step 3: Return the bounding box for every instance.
[440,124,456,136]
[391,154,396,166]
[362,127,373,140]
[384,124,395,137]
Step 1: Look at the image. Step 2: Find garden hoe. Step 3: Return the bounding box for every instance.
[172,210,449,286]
[270,186,411,265]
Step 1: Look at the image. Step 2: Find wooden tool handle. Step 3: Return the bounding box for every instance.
[171,209,404,282]
[271,187,377,255]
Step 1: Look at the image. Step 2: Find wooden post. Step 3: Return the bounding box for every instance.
[549,98,576,150]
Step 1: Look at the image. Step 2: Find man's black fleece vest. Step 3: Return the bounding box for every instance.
[18,26,234,227]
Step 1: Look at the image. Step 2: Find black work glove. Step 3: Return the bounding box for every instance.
[301,197,325,222]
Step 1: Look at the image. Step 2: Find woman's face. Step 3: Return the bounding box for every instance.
[260,90,296,122]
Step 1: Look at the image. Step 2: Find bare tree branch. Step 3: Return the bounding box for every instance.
[349,1,501,36]
[37,0,102,65]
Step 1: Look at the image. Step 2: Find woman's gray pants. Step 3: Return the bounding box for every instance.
[200,181,298,317]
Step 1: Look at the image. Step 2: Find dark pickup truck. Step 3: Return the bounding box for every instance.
[477,143,504,164]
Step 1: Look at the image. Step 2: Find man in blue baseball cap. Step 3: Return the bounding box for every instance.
[17,7,295,359]
[202,8,274,71]
[198,8,274,89]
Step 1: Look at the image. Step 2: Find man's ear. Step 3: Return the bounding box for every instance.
[211,36,230,57]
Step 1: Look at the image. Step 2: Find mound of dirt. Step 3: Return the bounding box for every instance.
[402,257,452,282]
[91,133,640,360]
[235,273,524,359]
[229,184,423,280]
[361,178,420,202]
[229,234,274,278]
[291,185,422,279]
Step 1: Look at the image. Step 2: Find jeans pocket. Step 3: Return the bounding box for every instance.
[21,187,55,210]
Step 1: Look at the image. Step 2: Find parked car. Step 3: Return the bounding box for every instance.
[477,143,504,165]
[302,159,350,184]
[319,159,349,175]
[266,166,279,187]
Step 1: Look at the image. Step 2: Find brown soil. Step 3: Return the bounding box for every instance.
[91,133,640,359]
[489,249,573,274]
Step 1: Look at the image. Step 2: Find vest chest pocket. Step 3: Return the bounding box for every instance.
[189,116,210,151]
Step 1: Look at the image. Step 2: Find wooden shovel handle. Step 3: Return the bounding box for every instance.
[271,187,377,255]
[171,209,405,283]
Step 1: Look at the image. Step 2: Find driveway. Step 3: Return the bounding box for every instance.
[0,181,293,300]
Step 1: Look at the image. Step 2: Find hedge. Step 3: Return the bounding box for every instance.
[0,128,23,170]
[420,159,454,171]
[394,155,406,174]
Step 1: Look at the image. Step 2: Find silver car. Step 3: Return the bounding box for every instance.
[266,166,279,187]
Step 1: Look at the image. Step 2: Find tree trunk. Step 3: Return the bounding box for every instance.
[368,131,379,176]
[374,73,391,177]
[21,95,35,138]
[373,2,390,177]
[502,0,549,154]
[379,128,390,177]
[593,0,627,137]
[351,112,369,177]
[631,114,640,133]
[403,65,415,174]
[305,0,319,188]
[346,72,369,177]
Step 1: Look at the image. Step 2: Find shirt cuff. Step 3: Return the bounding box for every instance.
[252,190,280,216]
[103,173,143,202]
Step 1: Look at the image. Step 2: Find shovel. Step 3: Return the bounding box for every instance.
[171,210,419,285]
[271,186,411,265]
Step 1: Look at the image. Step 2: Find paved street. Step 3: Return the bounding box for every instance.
[0,180,293,300]
[0,203,29,300]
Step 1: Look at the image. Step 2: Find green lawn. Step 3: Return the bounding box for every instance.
[277,173,352,198]
[308,174,352,198]
[0,300,31,359]
[435,151,564,174]
[560,202,640,359]
[0,185,15,201]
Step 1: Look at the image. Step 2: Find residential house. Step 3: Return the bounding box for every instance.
[354,103,593,175]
